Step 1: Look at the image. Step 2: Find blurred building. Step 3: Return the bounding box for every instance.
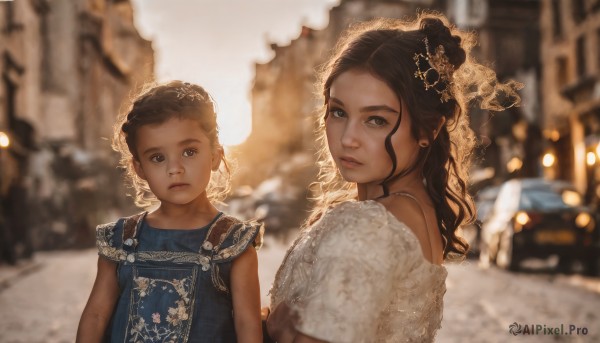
[448,0,542,187]
[540,0,600,206]
[0,0,153,259]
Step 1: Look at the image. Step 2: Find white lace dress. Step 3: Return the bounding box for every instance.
[270,200,447,343]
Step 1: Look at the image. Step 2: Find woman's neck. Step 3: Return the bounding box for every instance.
[357,169,425,201]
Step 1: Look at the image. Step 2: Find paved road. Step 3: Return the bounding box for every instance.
[438,260,599,343]
[0,238,598,343]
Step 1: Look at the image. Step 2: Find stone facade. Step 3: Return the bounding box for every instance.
[0,0,153,257]
[540,0,600,206]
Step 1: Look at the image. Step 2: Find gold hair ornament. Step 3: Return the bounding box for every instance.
[413,38,455,102]
[175,82,205,102]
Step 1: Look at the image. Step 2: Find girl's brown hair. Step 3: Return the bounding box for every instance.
[309,13,521,259]
[113,80,231,208]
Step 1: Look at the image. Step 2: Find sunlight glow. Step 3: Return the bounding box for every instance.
[0,132,9,148]
[542,152,555,168]
[586,151,596,166]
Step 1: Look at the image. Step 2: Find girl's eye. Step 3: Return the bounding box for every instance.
[328,108,346,119]
[150,154,165,163]
[183,148,197,157]
[366,116,389,127]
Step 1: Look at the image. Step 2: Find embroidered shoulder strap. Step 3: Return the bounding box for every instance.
[205,216,241,250]
[122,212,146,243]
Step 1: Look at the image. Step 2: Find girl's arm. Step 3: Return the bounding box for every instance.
[76,256,120,343]
[231,246,262,343]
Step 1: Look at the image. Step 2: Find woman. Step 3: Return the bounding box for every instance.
[266,13,521,343]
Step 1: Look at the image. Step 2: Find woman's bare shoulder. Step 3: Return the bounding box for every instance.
[378,195,429,233]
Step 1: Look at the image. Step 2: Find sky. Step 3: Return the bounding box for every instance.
[130,0,339,146]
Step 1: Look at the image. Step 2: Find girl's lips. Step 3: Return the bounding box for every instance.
[169,183,189,189]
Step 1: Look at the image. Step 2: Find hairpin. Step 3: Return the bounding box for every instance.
[413,38,454,102]
[175,82,205,102]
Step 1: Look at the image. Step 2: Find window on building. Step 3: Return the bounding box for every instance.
[467,0,485,20]
[552,0,562,38]
[576,36,586,77]
[593,0,600,13]
[557,57,568,87]
[3,1,15,33]
[597,29,600,71]
[497,35,522,75]
[572,0,586,23]
[2,73,17,129]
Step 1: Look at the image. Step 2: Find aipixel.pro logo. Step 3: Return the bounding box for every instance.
[509,322,588,336]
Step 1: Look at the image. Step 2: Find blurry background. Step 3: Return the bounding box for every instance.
[1,0,600,342]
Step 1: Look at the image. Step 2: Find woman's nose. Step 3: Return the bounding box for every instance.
[341,121,360,149]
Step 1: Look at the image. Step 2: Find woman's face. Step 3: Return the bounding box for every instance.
[325,69,421,187]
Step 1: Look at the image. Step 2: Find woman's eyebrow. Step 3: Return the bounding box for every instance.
[329,97,345,106]
[359,105,399,114]
[330,97,399,114]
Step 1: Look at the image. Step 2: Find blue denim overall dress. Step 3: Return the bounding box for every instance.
[96,212,263,343]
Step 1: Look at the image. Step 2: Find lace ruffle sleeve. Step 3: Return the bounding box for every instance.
[211,218,264,264]
[95,219,124,262]
[293,201,421,343]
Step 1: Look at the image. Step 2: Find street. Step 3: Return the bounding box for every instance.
[0,237,599,343]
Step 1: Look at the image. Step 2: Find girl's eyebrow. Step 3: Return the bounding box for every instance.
[178,138,203,146]
[141,138,203,156]
[329,97,400,115]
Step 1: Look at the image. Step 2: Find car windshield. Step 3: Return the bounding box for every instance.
[519,187,581,211]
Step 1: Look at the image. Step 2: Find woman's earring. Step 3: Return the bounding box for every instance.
[419,141,429,148]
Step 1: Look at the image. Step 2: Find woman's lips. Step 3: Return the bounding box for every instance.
[339,156,362,168]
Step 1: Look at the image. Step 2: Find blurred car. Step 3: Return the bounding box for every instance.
[479,178,598,273]
[461,185,500,256]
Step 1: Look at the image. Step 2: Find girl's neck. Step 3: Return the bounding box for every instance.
[358,169,425,201]
[148,196,219,229]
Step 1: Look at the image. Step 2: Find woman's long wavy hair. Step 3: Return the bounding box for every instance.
[308,13,521,260]
[112,80,231,208]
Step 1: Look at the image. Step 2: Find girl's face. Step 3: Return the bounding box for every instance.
[326,69,421,188]
[133,117,220,207]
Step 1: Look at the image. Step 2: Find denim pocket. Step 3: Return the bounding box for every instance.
[125,266,198,342]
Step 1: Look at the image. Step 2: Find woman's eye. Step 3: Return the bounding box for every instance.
[150,154,165,163]
[183,148,197,157]
[366,116,388,127]
[328,108,346,118]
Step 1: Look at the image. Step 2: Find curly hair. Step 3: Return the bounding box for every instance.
[308,12,522,260]
[112,80,231,208]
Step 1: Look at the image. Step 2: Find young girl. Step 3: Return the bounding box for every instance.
[266,13,521,342]
[77,81,263,343]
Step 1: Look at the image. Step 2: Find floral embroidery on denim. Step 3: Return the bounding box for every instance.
[127,275,195,342]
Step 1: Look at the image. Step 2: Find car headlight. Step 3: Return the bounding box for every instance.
[515,211,531,226]
[575,212,595,232]
[514,211,531,233]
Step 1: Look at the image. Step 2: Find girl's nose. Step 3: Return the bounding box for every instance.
[167,159,184,175]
